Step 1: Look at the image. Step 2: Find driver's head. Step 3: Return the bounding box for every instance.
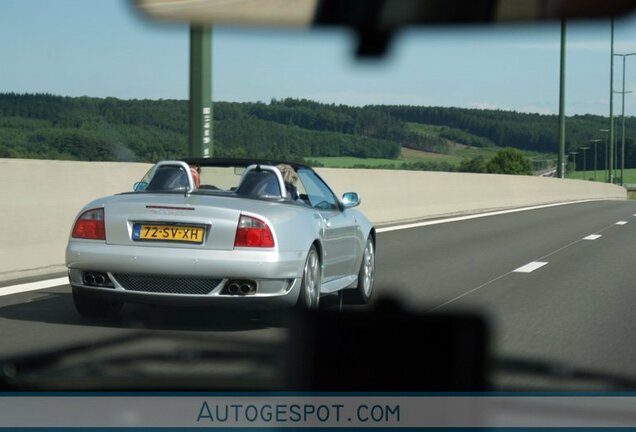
[189,166,200,189]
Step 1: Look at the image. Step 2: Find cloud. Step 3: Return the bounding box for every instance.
[516,105,555,115]
[508,41,636,52]
[304,91,433,106]
[469,102,555,114]
[469,102,501,110]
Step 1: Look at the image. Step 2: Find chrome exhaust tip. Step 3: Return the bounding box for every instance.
[225,280,257,295]
[227,283,240,295]
[83,273,95,285]
[82,271,112,287]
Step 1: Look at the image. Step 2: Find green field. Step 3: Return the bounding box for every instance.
[399,147,460,163]
[306,157,406,168]
[309,146,556,170]
[567,168,636,184]
[308,144,507,169]
[308,149,458,169]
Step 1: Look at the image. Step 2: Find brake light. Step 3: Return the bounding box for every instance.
[72,208,105,240]
[234,215,274,248]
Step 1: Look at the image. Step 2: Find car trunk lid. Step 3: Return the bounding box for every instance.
[104,193,242,250]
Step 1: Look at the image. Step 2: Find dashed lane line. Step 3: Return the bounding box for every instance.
[513,261,549,273]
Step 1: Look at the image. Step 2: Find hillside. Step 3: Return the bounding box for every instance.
[0,93,633,169]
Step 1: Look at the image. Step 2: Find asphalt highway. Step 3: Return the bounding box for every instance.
[2,199,636,386]
[376,199,636,379]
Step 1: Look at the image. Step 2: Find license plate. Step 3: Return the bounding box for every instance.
[132,224,204,244]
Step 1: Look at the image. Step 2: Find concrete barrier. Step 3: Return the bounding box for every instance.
[0,159,626,280]
[317,168,627,225]
[0,159,151,281]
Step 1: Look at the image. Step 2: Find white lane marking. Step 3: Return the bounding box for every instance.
[616,221,628,225]
[431,260,548,311]
[430,215,629,311]
[429,272,513,313]
[376,199,606,233]
[0,277,68,298]
[513,261,549,273]
[583,234,602,240]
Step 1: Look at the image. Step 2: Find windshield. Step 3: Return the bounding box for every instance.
[3,0,636,395]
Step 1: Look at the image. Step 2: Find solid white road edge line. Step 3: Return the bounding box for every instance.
[376,199,606,233]
[583,234,602,240]
[513,261,549,273]
[0,277,68,297]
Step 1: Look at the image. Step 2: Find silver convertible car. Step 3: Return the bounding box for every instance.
[65,159,376,317]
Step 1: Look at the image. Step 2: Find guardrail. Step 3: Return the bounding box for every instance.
[0,159,627,281]
[536,168,557,177]
[533,167,557,177]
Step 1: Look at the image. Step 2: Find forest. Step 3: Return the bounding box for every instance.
[0,93,633,169]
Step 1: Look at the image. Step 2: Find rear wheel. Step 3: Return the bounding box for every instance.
[344,237,375,304]
[296,246,321,309]
[72,286,123,318]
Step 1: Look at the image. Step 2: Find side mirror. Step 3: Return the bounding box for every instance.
[341,192,360,208]
[133,181,148,192]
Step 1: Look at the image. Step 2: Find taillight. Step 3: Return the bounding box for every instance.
[234,215,274,248]
[72,208,105,240]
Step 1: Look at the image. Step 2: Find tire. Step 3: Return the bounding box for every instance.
[344,237,375,304]
[296,246,321,309]
[72,286,123,318]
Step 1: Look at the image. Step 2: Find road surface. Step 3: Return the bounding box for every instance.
[1,199,635,385]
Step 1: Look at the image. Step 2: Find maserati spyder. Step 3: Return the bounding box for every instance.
[65,159,376,317]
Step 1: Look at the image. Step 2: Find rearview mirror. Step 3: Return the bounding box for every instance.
[132,0,636,57]
[341,192,360,208]
[133,0,636,27]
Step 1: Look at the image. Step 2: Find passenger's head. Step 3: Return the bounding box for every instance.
[276,164,298,185]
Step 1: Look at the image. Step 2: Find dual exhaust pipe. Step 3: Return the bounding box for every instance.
[83,272,254,294]
[225,280,257,296]
[83,272,112,287]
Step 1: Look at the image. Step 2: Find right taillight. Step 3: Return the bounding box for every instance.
[234,215,274,248]
[72,208,105,240]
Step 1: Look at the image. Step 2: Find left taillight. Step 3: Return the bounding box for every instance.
[234,215,275,248]
[72,208,105,240]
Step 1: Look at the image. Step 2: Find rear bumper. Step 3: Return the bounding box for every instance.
[66,241,307,308]
[70,278,302,309]
[66,241,306,278]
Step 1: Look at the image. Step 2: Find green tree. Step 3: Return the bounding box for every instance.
[458,155,487,173]
[486,148,532,175]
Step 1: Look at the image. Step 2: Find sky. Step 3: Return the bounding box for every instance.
[2,0,636,116]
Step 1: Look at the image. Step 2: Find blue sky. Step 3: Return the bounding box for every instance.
[2,0,636,116]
